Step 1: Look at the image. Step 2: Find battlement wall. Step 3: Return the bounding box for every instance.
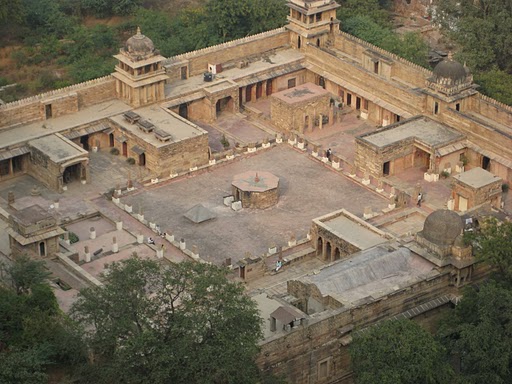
[0,76,115,129]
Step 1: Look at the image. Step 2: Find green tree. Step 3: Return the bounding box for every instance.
[349,319,455,384]
[71,256,263,384]
[467,218,512,282]
[475,69,512,106]
[0,257,86,384]
[338,0,391,28]
[435,0,512,72]
[438,282,512,383]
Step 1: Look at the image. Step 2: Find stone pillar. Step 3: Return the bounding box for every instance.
[362,171,371,185]
[329,106,334,126]
[89,227,96,240]
[116,221,123,231]
[179,238,186,250]
[363,206,373,219]
[54,198,60,210]
[84,245,91,263]
[165,232,174,242]
[308,114,313,132]
[376,179,384,193]
[321,240,327,261]
[251,84,257,102]
[319,114,323,130]
[192,245,199,258]
[112,236,119,253]
[137,234,144,244]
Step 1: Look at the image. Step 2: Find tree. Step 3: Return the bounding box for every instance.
[71,256,263,384]
[7,255,51,295]
[338,0,391,28]
[0,257,86,384]
[434,0,512,73]
[349,319,455,384]
[475,69,512,107]
[438,282,512,383]
[467,218,512,282]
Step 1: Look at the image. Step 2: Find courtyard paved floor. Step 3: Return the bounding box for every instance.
[121,145,389,266]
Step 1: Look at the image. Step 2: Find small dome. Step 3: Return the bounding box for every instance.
[421,210,463,246]
[432,52,469,85]
[124,27,155,58]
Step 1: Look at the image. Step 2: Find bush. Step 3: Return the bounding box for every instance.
[110,147,120,155]
[502,183,509,193]
[69,231,79,244]
[440,170,450,179]
[220,134,230,149]
[126,157,136,165]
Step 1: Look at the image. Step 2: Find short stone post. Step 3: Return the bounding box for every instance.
[363,206,373,219]
[116,221,123,231]
[137,234,144,244]
[149,221,156,230]
[89,227,96,240]
[112,236,119,253]
[348,163,356,178]
[156,244,164,259]
[362,171,371,185]
[389,187,396,199]
[192,245,199,259]
[63,231,71,246]
[179,238,186,250]
[165,231,174,242]
[125,204,132,213]
[376,179,384,193]
[7,191,14,206]
[388,195,396,210]
[288,234,297,247]
[312,145,319,158]
[54,198,60,210]
[84,245,91,263]
[275,133,283,144]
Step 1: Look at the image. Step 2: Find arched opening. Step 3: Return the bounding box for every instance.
[179,103,188,119]
[63,164,80,184]
[316,38,320,47]
[216,96,233,117]
[39,241,46,257]
[325,241,332,261]
[138,153,146,166]
[319,76,325,89]
[122,142,128,157]
[109,133,114,147]
[256,82,263,99]
[80,135,90,151]
[317,237,323,257]
[246,85,252,102]
[334,247,341,261]
[298,36,301,49]
[266,79,273,96]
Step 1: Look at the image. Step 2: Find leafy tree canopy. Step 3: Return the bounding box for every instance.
[71,256,263,384]
[349,319,455,384]
[438,281,512,383]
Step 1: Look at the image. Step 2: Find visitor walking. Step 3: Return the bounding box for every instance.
[417,192,422,207]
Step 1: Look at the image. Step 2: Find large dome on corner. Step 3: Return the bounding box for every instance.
[125,27,155,58]
[421,210,463,246]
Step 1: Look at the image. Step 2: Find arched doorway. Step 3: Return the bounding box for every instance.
[80,135,90,151]
[316,38,320,47]
[122,142,128,157]
[325,241,332,261]
[63,164,80,184]
[138,153,146,166]
[317,237,323,257]
[39,241,46,257]
[216,96,233,117]
[334,247,341,261]
[298,36,301,49]
[109,133,114,147]
[179,103,188,119]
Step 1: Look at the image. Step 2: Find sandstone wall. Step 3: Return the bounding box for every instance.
[0,76,115,128]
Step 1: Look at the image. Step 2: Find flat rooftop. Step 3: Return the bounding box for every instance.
[453,166,502,188]
[299,245,436,306]
[109,104,206,146]
[29,134,87,163]
[0,99,131,148]
[163,48,305,100]
[318,212,388,250]
[360,117,464,148]
[271,82,329,105]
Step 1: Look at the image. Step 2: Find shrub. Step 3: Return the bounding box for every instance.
[126,157,136,165]
[440,170,450,179]
[110,147,120,155]
[502,183,509,193]
[220,134,230,149]
[69,232,79,244]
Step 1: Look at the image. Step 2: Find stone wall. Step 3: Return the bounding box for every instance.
[26,146,61,191]
[257,268,462,383]
[164,28,289,80]
[0,76,115,128]
[9,236,60,259]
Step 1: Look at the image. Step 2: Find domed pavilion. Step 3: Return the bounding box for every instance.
[112,27,167,107]
[426,52,474,97]
[415,209,464,258]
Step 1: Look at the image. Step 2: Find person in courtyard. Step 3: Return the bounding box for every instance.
[148,237,155,245]
[326,148,332,161]
[417,192,423,207]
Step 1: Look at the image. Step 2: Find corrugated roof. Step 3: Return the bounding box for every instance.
[0,146,30,161]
